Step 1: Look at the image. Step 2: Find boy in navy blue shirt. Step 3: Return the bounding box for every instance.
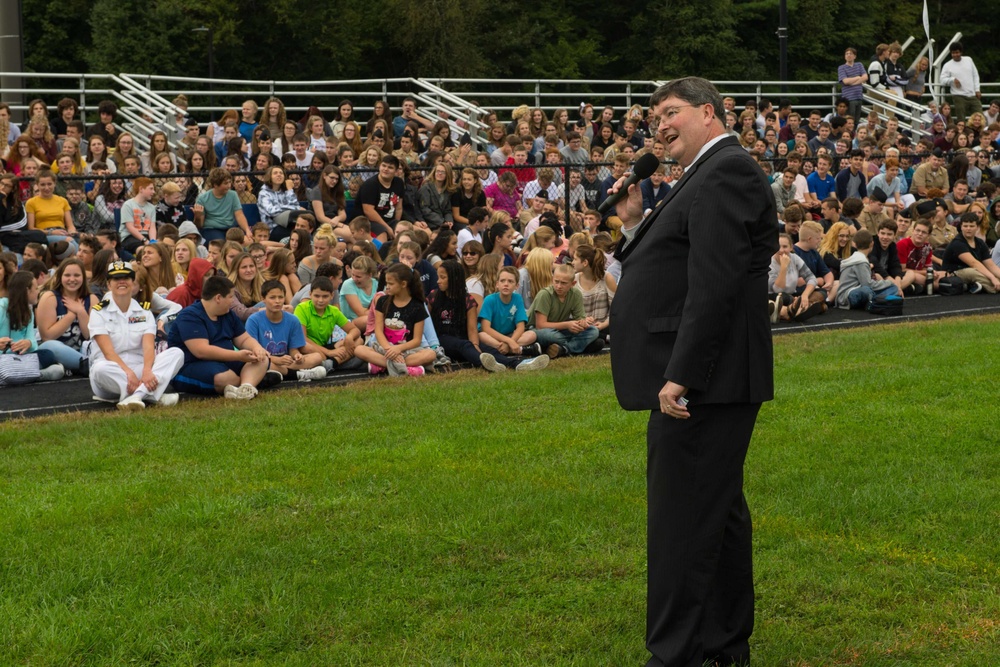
[167,275,280,399]
[793,221,837,304]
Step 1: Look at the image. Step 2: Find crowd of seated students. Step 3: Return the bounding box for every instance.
[0,95,636,401]
[753,42,1000,318]
[3,60,1000,400]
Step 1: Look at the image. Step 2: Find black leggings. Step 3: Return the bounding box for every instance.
[0,228,49,254]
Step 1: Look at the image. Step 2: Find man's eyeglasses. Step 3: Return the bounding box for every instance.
[659,104,701,121]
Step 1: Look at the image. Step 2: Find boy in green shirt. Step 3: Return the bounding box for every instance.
[528,263,600,358]
[294,276,363,371]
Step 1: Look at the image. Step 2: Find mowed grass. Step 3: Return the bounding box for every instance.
[1,317,998,666]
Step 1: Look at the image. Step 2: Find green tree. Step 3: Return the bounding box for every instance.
[626,0,753,80]
[21,0,92,73]
[14,0,998,98]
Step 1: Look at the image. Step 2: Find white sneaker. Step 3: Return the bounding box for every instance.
[480,353,506,372]
[39,363,65,382]
[91,394,117,404]
[297,366,327,382]
[224,384,256,400]
[116,393,146,411]
[154,393,179,407]
[516,355,550,372]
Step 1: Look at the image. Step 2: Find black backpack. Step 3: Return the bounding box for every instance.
[937,276,965,296]
[867,293,903,316]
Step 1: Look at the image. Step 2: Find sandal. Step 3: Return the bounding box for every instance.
[793,301,824,322]
[781,296,800,322]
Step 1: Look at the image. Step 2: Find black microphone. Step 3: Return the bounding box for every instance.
[597,152,661,215]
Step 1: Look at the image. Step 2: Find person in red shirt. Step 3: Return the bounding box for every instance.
[895,218,934,294]
[500,147,535,191]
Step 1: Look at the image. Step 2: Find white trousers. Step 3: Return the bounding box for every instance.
[89,348,185,402]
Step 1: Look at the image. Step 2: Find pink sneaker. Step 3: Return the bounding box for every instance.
[406,366,425,377]
[368,363,387,375]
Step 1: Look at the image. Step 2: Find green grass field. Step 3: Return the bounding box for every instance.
[1,317,998,666]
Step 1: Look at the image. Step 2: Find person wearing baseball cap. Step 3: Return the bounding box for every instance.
[915,197,956,256]
[88,261,185,410]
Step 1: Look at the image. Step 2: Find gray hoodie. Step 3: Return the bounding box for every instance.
[176,220,208,258]
[835,250,896,308]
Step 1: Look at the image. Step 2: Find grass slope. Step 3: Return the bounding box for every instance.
[1,317,998,666]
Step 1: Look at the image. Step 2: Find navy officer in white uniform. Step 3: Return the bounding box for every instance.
[89,260,185,410]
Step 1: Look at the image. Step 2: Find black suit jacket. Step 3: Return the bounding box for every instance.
[610,135,778,411]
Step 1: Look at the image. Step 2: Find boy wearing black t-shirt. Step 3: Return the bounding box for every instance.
[355,154,404,243]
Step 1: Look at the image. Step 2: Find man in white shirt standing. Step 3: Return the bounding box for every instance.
[940,42,981,124]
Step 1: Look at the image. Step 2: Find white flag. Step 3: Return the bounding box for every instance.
[922,0,931,39]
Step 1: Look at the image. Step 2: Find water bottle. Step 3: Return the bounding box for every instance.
[926,266,933,295]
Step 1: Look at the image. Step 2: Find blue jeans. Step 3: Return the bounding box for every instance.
[847,286,875,309]
[421,309,440,348]
[534,326,599,355]
[44,235,79,255]
[200,227,231,242]
[37,340,85,371]
[847,284,897,310]
[35,348,58,369]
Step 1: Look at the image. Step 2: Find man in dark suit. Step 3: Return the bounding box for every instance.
[608,77,778,667]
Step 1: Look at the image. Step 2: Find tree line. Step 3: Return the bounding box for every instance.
[21,0,997,98]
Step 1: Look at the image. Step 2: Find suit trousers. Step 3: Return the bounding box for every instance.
[645,402,760,667]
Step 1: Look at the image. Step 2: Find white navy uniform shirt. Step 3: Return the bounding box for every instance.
[88,297,155,368]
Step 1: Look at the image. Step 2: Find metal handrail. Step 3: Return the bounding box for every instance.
[423,78,845,116]
[5,72,999,137]
[122,73,415,86]
[116,74,196,148]
[0,71,116,122]
[117,75,431,120]
[119,74,494,147]
[861,84,932,139]
[409,79,491,147]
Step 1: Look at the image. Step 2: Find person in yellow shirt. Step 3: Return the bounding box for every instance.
[25,169,79,253]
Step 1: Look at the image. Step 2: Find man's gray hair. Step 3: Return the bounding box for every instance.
[649,77,725,126]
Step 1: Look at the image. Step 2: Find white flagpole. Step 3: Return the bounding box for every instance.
[923,0,935,104]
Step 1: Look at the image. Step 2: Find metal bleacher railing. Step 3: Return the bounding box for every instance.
[0,72,189,156]
[119,74,492,152]
[4,72,1000,150]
